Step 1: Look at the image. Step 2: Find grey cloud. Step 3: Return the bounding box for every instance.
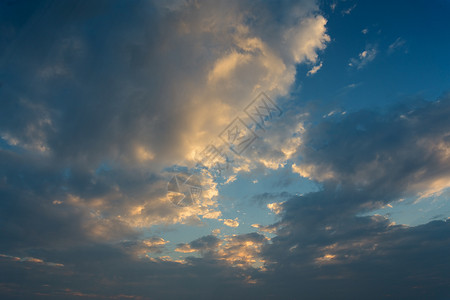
[293,96,450,204]
[254,95,450,299]
[0,0,329,240]
[189,235,220,251]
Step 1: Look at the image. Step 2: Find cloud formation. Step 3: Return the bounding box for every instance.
[0,0,331,240]
[1,1,450,299]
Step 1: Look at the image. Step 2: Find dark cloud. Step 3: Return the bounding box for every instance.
[293,96,450,209]
[189,235,221,251]
[2,95,450,299]
[256,95,450,299]
[0,0,328,242]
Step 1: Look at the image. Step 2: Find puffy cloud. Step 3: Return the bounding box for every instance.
[250,96,450,299]
[176,233,268,270]
[292,96,450,205]
[9,1,450,299]
[284,15,330,64]
[222,218,240,228]
[0,0,330,247]
[2,70,450,300]
[267,202,284,215]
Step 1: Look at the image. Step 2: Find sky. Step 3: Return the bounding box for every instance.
[1,0,450,299]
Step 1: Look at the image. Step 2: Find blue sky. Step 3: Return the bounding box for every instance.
[1,0,450,299]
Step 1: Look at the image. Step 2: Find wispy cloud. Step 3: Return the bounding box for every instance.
[388,37,407,54]
[349,46,377,69]
[307,62,323,76]
[342,3,357,15]
[0,254,64,267]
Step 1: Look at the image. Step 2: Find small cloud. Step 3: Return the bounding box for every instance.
[342,4,356,15]
[349,46,377,69]
[323,110,336,118]
[22,257,44,263]
[307,62,323,76]
[289,244,298,252]
[251,224,277,234]
[388,37,407,54]
[267,202,284,215]
[224,175,237,184]
[174,244,197,253]
[330,2,337,12]
[202,210,222,219]
[362,28,368,34]
[155,256,186,264]
[142,237,169,247]
[315,254,336,264]
[0,253,64,267]
[222,218,239,228]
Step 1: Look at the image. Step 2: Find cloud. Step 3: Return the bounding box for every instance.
[0,0,331,244]
[177,233,268,270]
[349,46,377,69]
[251,224,278,234]
[2,87,450,300]
[292,97,450,203]
[0,254,64,268]
[222,218,240,228]
[267,202,284,215]
[175,235,221,255]
[252,96,450,298]
[284,15,330,64]
[120,237,170,257]
[341,3,357,15]
[306,62,323,76]
[0,5,332,298]
[388,37,407,54]
[4,1,450,299]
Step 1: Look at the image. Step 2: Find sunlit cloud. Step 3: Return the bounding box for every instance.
[2,1,450,299]
[349,46,377,69]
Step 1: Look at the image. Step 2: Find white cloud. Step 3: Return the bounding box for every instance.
[222,218,240,228]
[267,202,284,215]
[285,15,330,65]
[307,62,323,76]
